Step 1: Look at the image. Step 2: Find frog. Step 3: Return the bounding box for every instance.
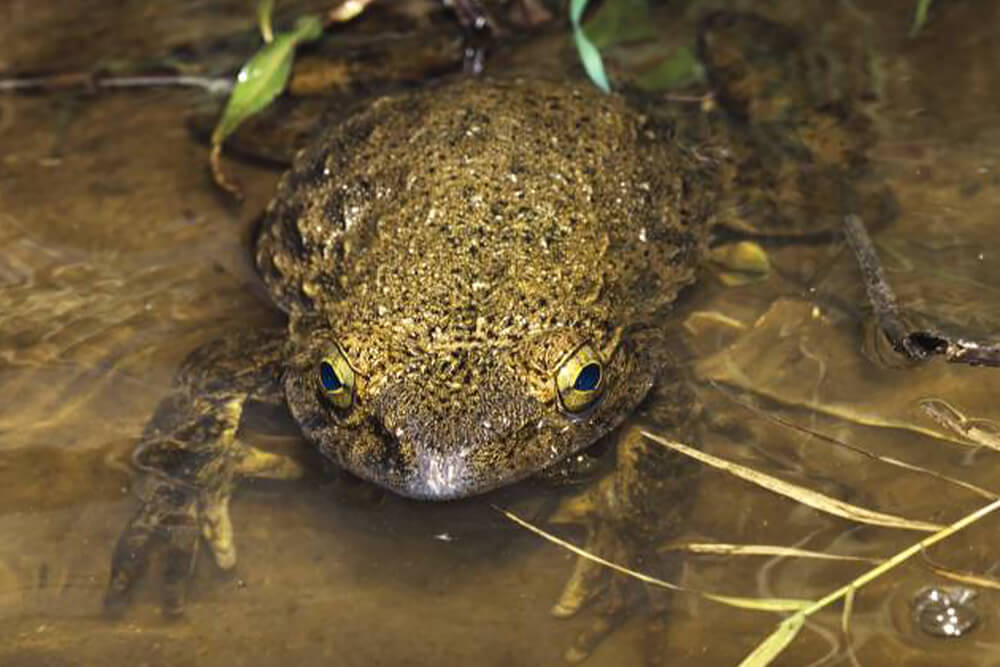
[104,11,893,661]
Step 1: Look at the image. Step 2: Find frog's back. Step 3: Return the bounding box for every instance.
[253,78,715,333]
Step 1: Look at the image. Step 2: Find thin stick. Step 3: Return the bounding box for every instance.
[841,214,924,359]
[0,73,232,95]
[842,214,1000,367]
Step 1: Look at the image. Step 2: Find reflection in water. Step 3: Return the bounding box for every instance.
[2,1,1000,666]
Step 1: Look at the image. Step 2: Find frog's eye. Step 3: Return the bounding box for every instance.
[318,343,355,410]
[555,344,604,415]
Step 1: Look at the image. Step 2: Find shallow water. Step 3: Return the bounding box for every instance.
[2,1,1000,665]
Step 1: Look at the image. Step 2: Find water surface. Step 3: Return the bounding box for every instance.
[2,1,1000,665]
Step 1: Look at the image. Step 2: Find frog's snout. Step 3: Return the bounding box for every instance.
[404,445,474,500]
[371,376,539,501]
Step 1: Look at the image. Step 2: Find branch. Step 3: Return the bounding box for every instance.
[843,214,1000,367]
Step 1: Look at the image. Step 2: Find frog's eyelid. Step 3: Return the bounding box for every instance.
[552,341,602,373]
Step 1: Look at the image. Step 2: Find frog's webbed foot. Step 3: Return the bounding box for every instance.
[105,331,303,617]
[550,477,644,663]
[106,478,207,617]
[550,421,696,663]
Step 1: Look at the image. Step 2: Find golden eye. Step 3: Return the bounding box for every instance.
[555,344,604,414]
[318,342,356,410]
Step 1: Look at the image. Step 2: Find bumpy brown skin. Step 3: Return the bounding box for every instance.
[105,76,718,621]
[256,78,715,499]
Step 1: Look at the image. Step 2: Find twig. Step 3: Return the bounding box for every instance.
[842,214,1000,367]
[0,72,233,96]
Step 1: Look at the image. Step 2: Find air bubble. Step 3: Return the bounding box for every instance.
[912,587,979,638]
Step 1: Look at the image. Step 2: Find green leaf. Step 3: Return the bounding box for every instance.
[212,14,323,146]
[570,0,611,93]
[910,0,933,37]
[257,0,275,42]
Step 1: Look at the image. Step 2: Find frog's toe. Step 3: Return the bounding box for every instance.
[105,482,200,618]
[552,547,609,618]
[551,510,645,661]
[105,514,157,616]
[234,445,304,481]
[564,579,633,663]
[161,509,200,617]
[199,492,237,570]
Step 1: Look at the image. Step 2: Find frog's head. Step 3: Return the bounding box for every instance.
[283,316,660,500]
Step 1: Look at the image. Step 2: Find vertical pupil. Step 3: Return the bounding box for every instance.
[574,363,601,392]
[320,361,343,391]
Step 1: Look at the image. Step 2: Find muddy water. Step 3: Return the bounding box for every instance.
[2,1,1000,666]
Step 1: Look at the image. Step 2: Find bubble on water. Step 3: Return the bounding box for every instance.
[911,586,980,638]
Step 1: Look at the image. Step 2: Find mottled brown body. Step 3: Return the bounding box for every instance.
[255,78,714,498]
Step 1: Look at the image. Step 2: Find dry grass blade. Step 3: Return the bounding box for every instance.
[841,587,863,667]
[739,616,804,667]
[740,496,1000,665]
[495,505,812,613]
[662,542,881,564]
[710,382,999,501]
[921,550,1000,590]
[841,587,855,636]
[641,431,944,532]
[920,398,1000,452]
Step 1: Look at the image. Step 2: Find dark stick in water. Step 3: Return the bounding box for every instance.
[843,214,1000,367]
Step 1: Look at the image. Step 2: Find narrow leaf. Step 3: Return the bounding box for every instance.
[257,0,275,42]
[212,15,323,146]
[922,553,1000,591]
[841,586,855,636]
[641,431,944,532]
[662,541,881,564]
[910,0,933,37]
[919,398,1000,452]
[210,14,323,195]
[738,616,804,667]
[569,0,611,92]
[711,383,999,501]
[495,505,811,613]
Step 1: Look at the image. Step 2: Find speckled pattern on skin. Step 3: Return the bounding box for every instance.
[257,77,716,499]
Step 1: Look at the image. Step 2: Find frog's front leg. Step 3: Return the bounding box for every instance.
[104,330,304,617]
[551,377,699,663]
